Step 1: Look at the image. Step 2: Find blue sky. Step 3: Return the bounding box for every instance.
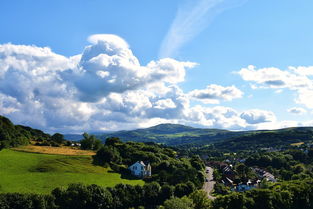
[1,0,313,133]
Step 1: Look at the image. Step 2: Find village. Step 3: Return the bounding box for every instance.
[207,157,277,194]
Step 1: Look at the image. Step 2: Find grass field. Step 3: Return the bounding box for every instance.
[12,145,95,156]
[0,149,144,194]
[290,142,304,147]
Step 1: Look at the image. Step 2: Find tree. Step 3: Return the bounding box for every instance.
[214,183,229,195]
[189,190,211,209]
[52,183,113,209]
[93,146,121,165]
[161,196,194,209]
[80,133,102,150]
[175,183,190,198]
[143,182,161,206]
[0,193,55,209]
[212,193,254,209]
[159,185,175,203]
[105,137,121,146]
[51,133,64,144]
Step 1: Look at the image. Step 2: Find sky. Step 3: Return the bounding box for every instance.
[1,0,313,133]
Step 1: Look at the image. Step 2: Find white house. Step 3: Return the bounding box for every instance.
[128,161,151,178]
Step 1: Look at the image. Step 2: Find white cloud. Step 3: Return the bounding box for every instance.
[0,35,310,133]
[0,35,198,132]
[238,65,313,109]
[154,99,177,109]
[182,105,247,130]
[287,107,307,115]
[65,34,196,102]
[189,84,243,104]
[237,65,312,90]
[240,109,276,124]
[159,0,246,58]
[296,89,313,109]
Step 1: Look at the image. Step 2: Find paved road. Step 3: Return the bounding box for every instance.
[203,166,216,200]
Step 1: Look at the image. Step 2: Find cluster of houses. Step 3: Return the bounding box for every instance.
[208,160,276,192]
[253,167,277,182]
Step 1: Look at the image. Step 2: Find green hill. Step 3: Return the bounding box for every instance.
[0,115,50,149]
[95,124,313,150]
[213,127,313,151]
[96,123,244,146]
[0,149,143,194]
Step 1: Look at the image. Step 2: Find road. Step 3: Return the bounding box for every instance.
[203,166,216,200]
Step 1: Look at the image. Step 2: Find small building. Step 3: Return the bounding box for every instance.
[128,161,151,178]
[253,168,277,182]
[222,165,236,180]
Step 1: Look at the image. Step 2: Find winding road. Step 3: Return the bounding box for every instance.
[203,166,216,200]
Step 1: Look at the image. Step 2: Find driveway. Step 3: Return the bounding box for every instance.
[202,166,216,200]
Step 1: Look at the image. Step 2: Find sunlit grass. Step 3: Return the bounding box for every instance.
[0,149,143,194]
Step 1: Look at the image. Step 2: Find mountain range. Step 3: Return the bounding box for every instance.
[64,124,313,149]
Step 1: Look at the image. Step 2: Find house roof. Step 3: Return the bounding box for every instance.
[139,161,146,166]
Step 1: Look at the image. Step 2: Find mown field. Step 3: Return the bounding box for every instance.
[0,149,144,194]
[11,145,95,156]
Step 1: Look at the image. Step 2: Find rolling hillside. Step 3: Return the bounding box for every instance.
[65,124,313,149]
[213,127,313,151]
[0,115,50,149]
[0,149,143,194]
[95,124,243,146]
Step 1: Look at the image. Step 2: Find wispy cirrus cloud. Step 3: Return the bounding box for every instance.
[159,0,246,58]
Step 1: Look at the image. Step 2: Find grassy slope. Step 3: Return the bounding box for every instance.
[0,149,143,194]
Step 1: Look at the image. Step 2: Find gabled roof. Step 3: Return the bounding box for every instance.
[139,161,146,166]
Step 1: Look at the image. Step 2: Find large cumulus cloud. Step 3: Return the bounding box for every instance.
[67,34,196,102]
[0,34,281,132]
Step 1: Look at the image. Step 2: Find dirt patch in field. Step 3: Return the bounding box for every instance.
[11,145,95,156]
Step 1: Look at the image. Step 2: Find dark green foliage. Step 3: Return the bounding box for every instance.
[212,192,254,209]
[105,137,121,146]
[0,193,55,209]
[189,190,211,209]
[3,179,313,209]
[214,182,229,195]
[190,155,206,170]
[143,182,162,206]
[93,146,121,165]
[16,125,51,141]
[244,150,313,180]
[161,196,195,209]
[93,138,204,189]
[52,183,113,209]
[0,115,51,150]
[174,182,195,198]
[80,132,102,150]
[159,184,175,202]
[214,127,313,152]
[50,133,64,144]
[211,179,313,209]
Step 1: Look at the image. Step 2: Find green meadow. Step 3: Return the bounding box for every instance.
[0,149,143,194]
